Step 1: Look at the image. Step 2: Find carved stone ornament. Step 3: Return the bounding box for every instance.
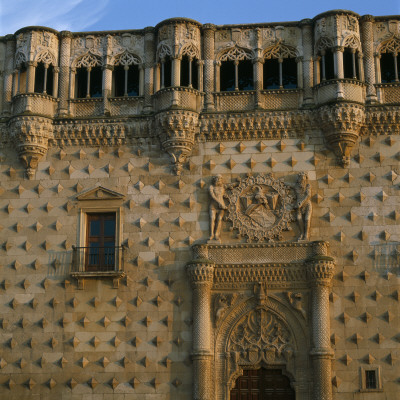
[228,306,294,366]
[225,174,295,242]
[155,110,199,175]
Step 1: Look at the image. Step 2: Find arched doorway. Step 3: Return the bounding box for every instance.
[230,368,295,400]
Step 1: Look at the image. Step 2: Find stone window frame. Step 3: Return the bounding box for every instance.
[359,366,383,392]
[72,186,125,289]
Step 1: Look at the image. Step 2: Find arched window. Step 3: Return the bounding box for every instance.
[263,44,298,89]
[74,53,103,98]
[34,62,54,94]
[378,38,400,83]
[316,37,335,82]
[220,47,254,91]
[113,52,141,97]
[34,51,56,95]
[343,48,360,79]
[158,44,172,89]
[180,44,200,89]
[342,36,362,80]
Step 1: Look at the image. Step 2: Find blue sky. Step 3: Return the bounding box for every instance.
[1,0,399,35]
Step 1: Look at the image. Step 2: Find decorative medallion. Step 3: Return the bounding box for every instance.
[225,174,295,242]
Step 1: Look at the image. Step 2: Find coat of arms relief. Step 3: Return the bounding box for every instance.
[209,173,312,242]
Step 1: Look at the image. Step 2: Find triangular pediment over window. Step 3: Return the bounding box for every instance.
[76,186,125,201]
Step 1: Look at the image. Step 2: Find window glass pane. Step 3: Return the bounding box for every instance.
[90,220,100,236]
[325,51,335,80]
[114,65,125,97]
[90,66,103,97]
[263,59,279,89]
[47,65,54,95]
[104,219,115,236]
[127,65,139,96]
[220,61,235,91]
[365,370,377,389]
[238,60,254,90]
[282,58,297,88]
[76,67,87,98]
[164,58,172,87]
[34,63,45,93]
[181,56,190,87]
[380,53,396,83]
[343,49,354,79]
[192,59,199,89]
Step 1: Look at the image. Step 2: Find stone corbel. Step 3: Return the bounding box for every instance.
[155,109,198,175]
[19,145,47,179]
[11,117,52,179]
[319,103,365,167]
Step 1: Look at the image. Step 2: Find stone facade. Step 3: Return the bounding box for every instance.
[0,9,399,400]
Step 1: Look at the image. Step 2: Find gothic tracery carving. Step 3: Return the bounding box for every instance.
[113,51,141,66]
[228,307,294,366]
[263,43,298,60]
[219,46,254,61]
[74,53,103,68]
[35,50,57,66]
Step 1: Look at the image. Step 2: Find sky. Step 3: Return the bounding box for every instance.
[0,0,399,36]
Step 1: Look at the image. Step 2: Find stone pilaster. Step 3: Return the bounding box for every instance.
[3,35,15,115]
[307,256,335,400]
[144,27,155,113]
[58,31,72,115]
[360,15,378,103]
[300,19,314,106]
[52,66,59,97]
[187,260,214,400]
[102,64,112,115]
[26,61,36,93]
[203,24,216,111]
[172,56,180,87]
[334,46,344,79]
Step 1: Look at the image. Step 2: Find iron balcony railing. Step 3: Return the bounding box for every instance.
[72,246,125,273]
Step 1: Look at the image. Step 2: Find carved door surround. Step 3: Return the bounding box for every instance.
[187,240,335,400]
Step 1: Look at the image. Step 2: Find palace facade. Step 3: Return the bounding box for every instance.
[0,9,399,400]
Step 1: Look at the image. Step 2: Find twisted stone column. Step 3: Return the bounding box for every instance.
[308,255,335,400]
[58,31,72,115]
[187,260,214,400]
[300,19,314,106]
[203,24,216,110]
[3,35,15,115]
[360,15,377,103]
[144,27,155,112]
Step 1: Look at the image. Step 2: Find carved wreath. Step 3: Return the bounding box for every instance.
[225,174,295,242]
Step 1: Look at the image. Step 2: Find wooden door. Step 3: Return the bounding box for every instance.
[230,368,295,400]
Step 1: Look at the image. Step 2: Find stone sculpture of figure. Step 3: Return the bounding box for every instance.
[295,172,312,241]
[209,174,227,241]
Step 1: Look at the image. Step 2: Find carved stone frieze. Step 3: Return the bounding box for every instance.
[155,109,199,175]
[200,110,312,141]
[224,174,296,242]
